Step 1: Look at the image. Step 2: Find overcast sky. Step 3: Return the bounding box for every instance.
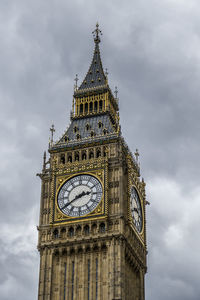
[0,0,200,299]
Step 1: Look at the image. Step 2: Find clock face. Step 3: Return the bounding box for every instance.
[57,174,103,217]
[130,186,143,233]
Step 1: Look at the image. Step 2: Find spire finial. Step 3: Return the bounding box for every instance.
[105,68,108,84]
[50,124,55,144]
[105,68,108,77]
[92,22,102,44]
[43,151,46,171]
[135,149,139,161]
[74,74,79,91]
[114,86,118,98]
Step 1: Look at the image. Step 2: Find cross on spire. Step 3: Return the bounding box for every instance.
[92,22,102,44]
[50,124,55,143]
[74,74,79,91]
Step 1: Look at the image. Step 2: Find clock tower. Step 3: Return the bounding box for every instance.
[37,24,147,300]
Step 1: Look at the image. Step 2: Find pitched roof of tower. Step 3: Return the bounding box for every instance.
[75,23,107,93]
[51,114,119,150]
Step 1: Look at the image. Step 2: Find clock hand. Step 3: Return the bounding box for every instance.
[61,191,91,209]
[72,190,91,202]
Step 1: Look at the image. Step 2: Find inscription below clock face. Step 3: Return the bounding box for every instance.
[130,186,143,233]
[57,174,103,217]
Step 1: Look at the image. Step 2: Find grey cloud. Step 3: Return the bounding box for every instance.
[0,0,200,299]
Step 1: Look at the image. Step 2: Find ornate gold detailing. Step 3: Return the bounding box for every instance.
[74,93,107,118]
[72,89,119,124]
[54,154,108,175]
[127,154,146,243]
[52,163,108,225]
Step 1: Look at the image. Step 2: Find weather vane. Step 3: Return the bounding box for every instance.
[92,22,102,43]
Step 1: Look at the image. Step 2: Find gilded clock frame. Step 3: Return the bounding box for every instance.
[50,159,108,225]
[127,156,145,243]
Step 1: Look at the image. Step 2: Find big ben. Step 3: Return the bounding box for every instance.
[37,24,147,300]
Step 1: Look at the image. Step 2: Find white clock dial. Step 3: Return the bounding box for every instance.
[130,186,143,233]
[57,174,103,217]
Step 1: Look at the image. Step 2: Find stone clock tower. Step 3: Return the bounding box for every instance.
[37,24,147,300]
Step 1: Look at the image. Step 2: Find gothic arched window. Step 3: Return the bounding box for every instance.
[92,223,97,234]
[76,225,81,236]
[82,152,87,160]
[96,149,101,158]
[89,150,94,159]
[85,103,88,114]
[75,152,79,161]
[99,100,103,111]
[84,225,90,235]
[61,228,66,238]
[80,104,83,114]
[68,155,72,162]
[99,223,106,233]
[89,102,93,112]
[60,154,65,164]
[94,101,98,112]
[69,227,74,237]
[53,229,59,239]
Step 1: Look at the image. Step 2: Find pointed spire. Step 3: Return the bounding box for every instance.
[76,23,107,93]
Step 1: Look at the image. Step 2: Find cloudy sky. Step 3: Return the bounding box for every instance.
[0,0,200,299]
